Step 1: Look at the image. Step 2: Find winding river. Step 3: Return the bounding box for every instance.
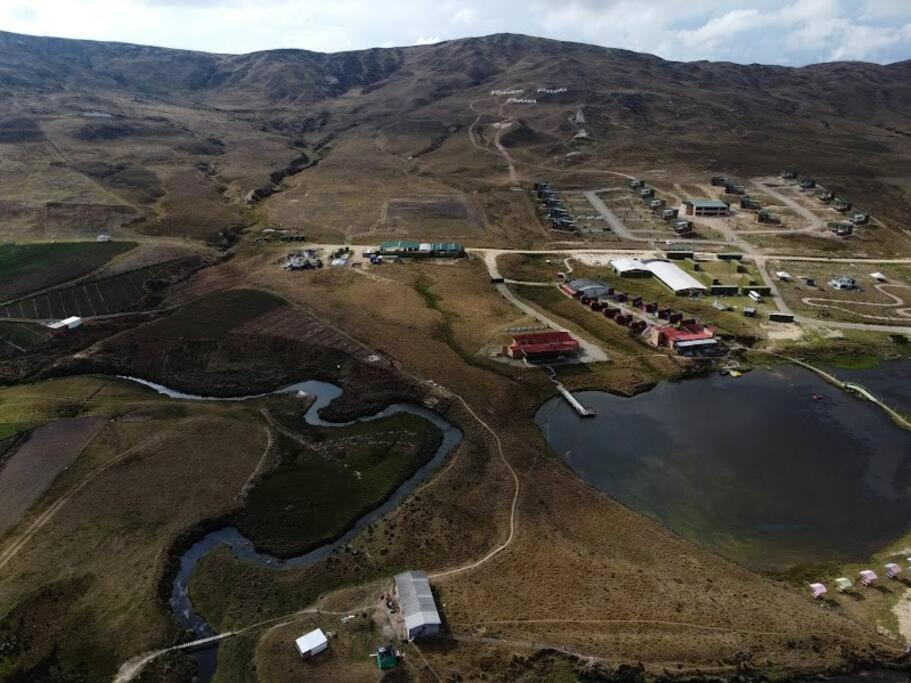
[122,377,463,681]
[536,363,911,571]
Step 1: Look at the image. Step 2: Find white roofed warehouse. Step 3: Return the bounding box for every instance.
[394,570,442,640]
[609,258,708,296]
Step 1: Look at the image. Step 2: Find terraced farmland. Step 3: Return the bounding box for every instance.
[234,306,390,366]
[0,259,194,320]
[0,322,49,356]
[0,241,135,301]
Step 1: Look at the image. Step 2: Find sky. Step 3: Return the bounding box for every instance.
[1,0,910,65]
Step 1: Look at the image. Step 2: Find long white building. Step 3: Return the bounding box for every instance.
[394,570,442,640]
[610,258,707,295]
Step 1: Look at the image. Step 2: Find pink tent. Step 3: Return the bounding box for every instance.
[885,563,902,579]
[809,583,827,599]
[859,570,878,586]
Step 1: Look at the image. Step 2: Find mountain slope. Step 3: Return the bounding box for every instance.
[0,30,909,245]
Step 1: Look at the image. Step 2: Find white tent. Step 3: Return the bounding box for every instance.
[608,258,707,295]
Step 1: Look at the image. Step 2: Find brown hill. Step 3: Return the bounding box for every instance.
[0,30,908,244]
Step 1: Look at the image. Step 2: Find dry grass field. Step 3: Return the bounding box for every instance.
[0,378,270,681]
[0,415,105,537]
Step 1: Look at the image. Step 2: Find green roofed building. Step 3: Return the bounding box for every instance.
[379,240,420,254]
[684,200,729,217]
[378,241,463,258]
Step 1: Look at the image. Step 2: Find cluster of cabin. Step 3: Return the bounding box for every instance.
[559,277,723,356]
[534,182,575,231]
[710,175,747,196]
[627,178,693,235]
[779,169,870,236]
[809,560,910,600]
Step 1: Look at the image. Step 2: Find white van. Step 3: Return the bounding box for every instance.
[748,290,763,303]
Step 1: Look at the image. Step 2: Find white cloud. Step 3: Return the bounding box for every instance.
[414,36,442,45]
[0,0,907,64]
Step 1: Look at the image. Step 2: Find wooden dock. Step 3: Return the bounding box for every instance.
[556,383,595,417]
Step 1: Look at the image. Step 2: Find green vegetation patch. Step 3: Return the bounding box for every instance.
[0,259,197,320]
[0,422,28,441]
[122,288,285,341]
[0,575,111,682]
[0,241,134,302]
[0,322,49,356]
[233,412,442,557]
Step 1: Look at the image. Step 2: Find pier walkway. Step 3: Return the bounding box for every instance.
[555,382,595,417]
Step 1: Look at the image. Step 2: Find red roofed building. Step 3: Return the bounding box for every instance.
[649,323,718,355]
[507,330,581,362]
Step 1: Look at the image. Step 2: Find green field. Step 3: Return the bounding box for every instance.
[0,241,135,302]
[233,411,443,557]
[0,322,49,356]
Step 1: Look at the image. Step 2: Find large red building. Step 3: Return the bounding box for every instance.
[649,323,718,355]
[507,331,580,362]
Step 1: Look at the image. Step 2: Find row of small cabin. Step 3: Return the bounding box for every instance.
[534,182,576,231]
[710,176,783,223]
[809,560,910,599]
[560,277,721,355]
[780,169,871,229]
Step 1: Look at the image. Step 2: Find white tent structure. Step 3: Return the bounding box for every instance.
[46,316,82,331]
[609,258,707,295]
[394,570,441,640]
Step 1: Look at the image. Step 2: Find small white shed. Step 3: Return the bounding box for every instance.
[46,316,82,332]
[295,628,328,658]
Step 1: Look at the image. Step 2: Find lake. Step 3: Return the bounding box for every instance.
[536,364,911,570]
